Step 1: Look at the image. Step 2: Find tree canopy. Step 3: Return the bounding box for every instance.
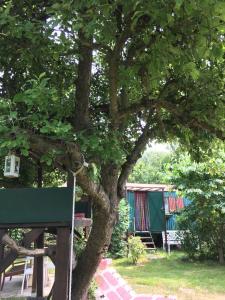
[0,1,224,164]
[0,1,225,298]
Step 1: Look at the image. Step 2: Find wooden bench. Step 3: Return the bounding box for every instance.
[162,230,184,254]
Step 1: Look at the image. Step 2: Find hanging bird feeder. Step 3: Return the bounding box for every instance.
[4,153,20,178]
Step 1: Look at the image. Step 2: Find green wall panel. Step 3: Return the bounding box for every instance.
[0,187,73,225]
[148,191,165,232]
[127,191,135,232]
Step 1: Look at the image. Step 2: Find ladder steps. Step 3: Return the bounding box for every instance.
[134,230,156,250]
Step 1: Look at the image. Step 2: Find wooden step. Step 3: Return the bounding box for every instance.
[135,230,156,250]
[143,242,155,245]
[145,248,156,251]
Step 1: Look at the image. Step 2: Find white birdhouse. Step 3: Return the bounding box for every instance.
[4,154,20,178]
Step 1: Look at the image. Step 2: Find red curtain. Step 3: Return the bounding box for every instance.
[135,192,150,231]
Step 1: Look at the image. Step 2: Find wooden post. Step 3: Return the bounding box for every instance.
[0,229,6,288]
[162,188,168,253]
[52,227,70,300]
[32,258,37,293]
[36,232,44,297]
[33,163,44,296]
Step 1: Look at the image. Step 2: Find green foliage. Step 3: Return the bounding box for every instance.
[129,148,172,183]
[77,132,125,164]
[0,0,224,166]
[0,0,224,296]
[109,199,129,258]
[88,280,98,300]
[169,150,225,263]
[9,228,23,242]
[128,236,146,264]
[0,155,66,189]
[0,156,36,188]
[43,168,66,187]
[74,229,87,258]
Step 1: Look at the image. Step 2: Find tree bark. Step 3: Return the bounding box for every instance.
[74,30,92,131]
[218,244,224,265]
[218,226,224,265]
[1,233,47,257]
[71,202,116,300]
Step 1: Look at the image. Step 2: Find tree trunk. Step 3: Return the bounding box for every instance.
[71,202,116,300]
[218,241,224,265]
[217,224,225,265]
[218,246,224,265]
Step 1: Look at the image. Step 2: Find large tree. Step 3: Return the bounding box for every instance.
[0,1,225,299]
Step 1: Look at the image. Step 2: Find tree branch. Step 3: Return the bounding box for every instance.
[118,96,157,120]
[118,79,178,120]
[107,11,132,128]
[117,117,155,198]
[22,131,111,211]
[1,233,47,257]
[108,56,119,127]
[74,30,93,131]
[73,39,111,53]
[123,28,160,67]
[117,94,224,141]
[113,10,132,57]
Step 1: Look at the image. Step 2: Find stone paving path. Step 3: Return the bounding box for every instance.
[95,259,177,300]
[0,274,53,299]
[0,275,34,299]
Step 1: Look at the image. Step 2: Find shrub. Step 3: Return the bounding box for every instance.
[128,236,146,264]
[88,280,98,300]
[109,199,129,258]
[178,208,225,262]
[74,228,87,257]
[170,153,225,264]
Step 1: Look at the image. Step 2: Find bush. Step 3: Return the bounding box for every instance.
[170,153,225,264]
[109,199,129,258]
[178,209,225,262]
[74,228,87,257]
[88,280,98,300]
[128,236,146,264]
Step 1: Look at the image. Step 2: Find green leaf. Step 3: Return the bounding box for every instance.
[21,148,29,156]
[212,44,224,59]
[175,0,184,10]
[183,62,200,80]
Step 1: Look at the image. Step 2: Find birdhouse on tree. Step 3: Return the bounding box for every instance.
[4,154,20,178]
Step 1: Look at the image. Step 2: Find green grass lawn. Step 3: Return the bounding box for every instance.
[113,251,225,300]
